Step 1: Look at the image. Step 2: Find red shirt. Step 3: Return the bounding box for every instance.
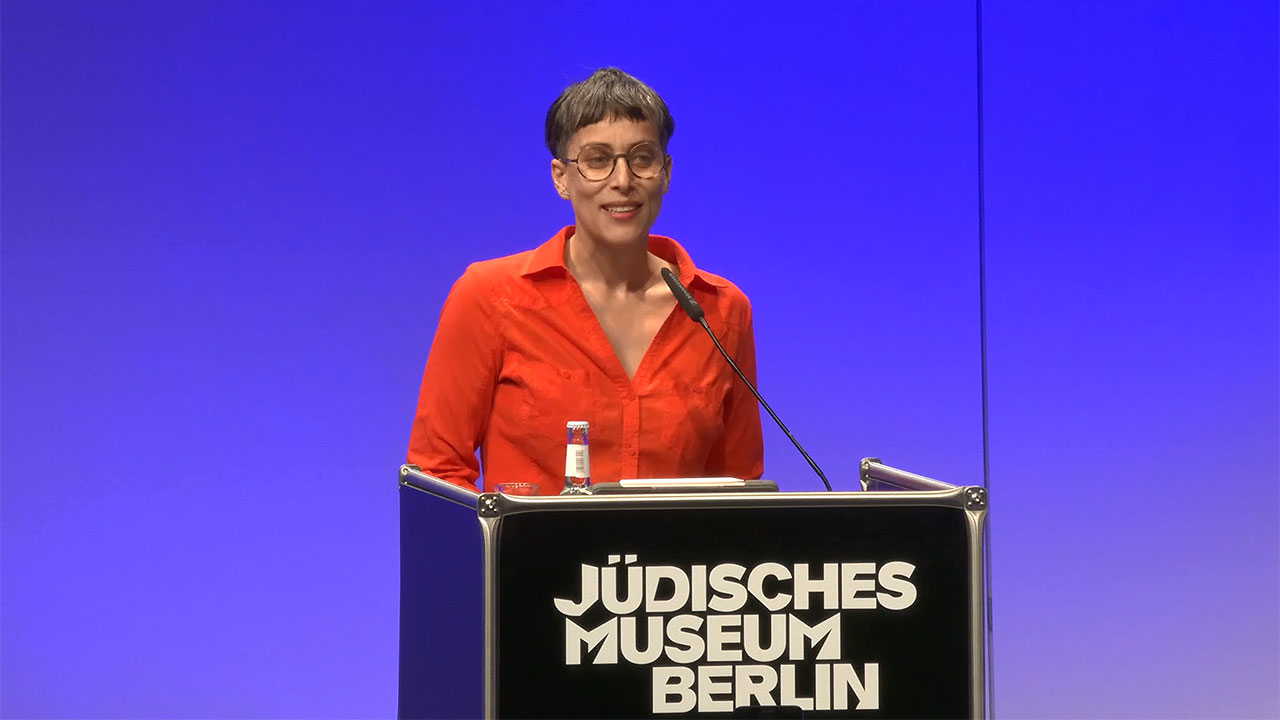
[406,226,764,495]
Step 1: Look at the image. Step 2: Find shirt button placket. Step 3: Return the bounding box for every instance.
[621,390,640,479]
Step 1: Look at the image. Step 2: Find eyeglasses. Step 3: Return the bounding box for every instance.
[562,144,667,181]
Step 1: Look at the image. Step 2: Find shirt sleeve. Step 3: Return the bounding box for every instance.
[406,265,502,491]
[705,295,765,480]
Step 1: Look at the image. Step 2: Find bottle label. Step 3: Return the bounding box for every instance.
[565,444,590,479]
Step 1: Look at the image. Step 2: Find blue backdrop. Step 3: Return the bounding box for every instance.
[2,1,1275,717]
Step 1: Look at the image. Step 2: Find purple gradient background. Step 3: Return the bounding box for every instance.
[2,1,1275,718]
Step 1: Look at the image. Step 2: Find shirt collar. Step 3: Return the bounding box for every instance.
[520,226,727,290]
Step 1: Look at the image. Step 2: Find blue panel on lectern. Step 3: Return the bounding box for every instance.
[398,488,482,719]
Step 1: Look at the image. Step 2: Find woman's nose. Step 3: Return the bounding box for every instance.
[610,156,635,190]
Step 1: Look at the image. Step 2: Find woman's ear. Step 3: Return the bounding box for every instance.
[551,158,570,199]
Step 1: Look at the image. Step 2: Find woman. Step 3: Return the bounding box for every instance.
[407,68,763,494]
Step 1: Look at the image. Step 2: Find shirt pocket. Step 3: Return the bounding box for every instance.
[512,365,594,438]
[658,378,729,465]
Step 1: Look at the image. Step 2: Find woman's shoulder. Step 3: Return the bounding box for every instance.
[651,234,752,309]
[450,246,541,293]
[695,269,748,299]
[455,230,567,288]
[686,264,750,309]
[462,248,534,279]
[685,267,753,332]
[442,239,566,319]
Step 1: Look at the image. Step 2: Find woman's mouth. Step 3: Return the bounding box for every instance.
[602,203,641,219]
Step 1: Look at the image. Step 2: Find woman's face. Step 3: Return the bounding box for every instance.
[551,117,670,248]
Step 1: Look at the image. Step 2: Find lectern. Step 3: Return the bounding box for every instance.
[398,462,992,719]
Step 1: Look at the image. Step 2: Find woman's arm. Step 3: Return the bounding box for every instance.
[406,266,503,491]
[705,296,765,480]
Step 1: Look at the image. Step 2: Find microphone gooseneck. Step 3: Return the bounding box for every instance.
[660,268,832,491]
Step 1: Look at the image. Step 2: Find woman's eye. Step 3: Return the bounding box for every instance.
[583,153,612,168]
[630,153,656,168]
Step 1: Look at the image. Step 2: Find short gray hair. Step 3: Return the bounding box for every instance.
[544,68,675,158]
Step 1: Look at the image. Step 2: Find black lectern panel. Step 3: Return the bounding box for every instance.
[495,504,970,719]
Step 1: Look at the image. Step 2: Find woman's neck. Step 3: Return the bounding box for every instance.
[565,229,657,292]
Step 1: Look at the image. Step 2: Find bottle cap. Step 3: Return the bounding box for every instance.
[566,421,589,430]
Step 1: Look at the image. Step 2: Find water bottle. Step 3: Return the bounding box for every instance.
[562,421,591,495]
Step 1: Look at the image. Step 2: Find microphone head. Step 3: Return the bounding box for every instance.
[661,267,705,322]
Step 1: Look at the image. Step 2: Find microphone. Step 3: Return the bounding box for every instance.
[660,268,832,491]
[664,267,705,322]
